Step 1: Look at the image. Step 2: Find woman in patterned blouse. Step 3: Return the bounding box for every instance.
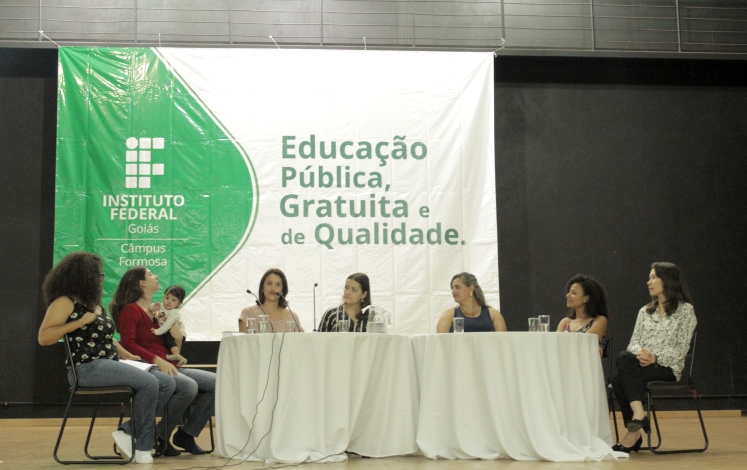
[611,262,697,453]
[318,273,371,332]
[37,252,165,464]
[556,274,609,355]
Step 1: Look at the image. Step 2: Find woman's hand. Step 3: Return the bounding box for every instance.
[637,348,657,366]
[154,356,179,376]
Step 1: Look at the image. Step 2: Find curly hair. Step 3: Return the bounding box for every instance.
[41,252,103,311]
[109,266,147,330]
[258,268,288,308]
[565,274,609,319]
[645,262,693,316]
[451,272,491,309]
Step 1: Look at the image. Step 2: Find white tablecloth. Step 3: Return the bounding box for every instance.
[216,333,419,463]
[411,332,616,461]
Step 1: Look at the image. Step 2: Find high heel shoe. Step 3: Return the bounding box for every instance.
[612,436,643,453]
[626,416,651,433]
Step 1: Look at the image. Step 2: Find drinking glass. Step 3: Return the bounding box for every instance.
[453,317,465,333]
[245,318,257,334]
[528,317,539,332]
[337,319,350,332]
[258,315,270,333]
[285,319,297,332]
[538,315,551,332]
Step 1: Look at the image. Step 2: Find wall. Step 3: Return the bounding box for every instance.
[1,49,745,418]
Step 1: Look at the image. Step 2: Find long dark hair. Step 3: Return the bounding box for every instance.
[109,266,147,330]
[565,274,609,319]
[258,268,288,308]
[347,273,371,320]
[645,262,693,315]
[451,272,490,308]
[41,251,103,311]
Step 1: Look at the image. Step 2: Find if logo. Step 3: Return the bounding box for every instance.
[125,137,165,188]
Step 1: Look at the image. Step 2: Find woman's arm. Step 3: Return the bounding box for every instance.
[586,315,608,340]
[113,339,141,361]
[489,308,508,332]
[652,303,697,369]
[118,305,158,364]
[436,308,455,333]
[38,297,98,346]
[626,309,646,354]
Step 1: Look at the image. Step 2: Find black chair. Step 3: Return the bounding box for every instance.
[644,331,708,454]
[54,336,135,465]
[602,339,620,443]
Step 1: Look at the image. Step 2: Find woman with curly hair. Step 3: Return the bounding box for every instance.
[38,252,168,464]
[557,274,609,355]
[112,266,215,456]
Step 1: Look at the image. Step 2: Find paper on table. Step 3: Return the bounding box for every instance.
[120,359,156,371]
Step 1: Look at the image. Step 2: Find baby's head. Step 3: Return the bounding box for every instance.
[163,285,186,310]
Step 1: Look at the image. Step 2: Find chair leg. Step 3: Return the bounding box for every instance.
[608,396,620,443]
[205,416,215,454]
[53,393,76,464]
[646,390,709,454]
[54,393,134,465]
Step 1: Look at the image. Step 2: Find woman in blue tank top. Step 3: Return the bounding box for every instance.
[436,272,506,333]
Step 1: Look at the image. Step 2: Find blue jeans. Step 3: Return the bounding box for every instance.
[151,368,216,439]
[70,359,173,452]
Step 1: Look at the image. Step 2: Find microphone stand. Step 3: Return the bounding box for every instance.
[313,283,318,332]
[277,293,301,333]
[246,289,275,332]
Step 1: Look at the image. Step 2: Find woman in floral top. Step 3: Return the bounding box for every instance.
[37,252,170,464]
[611,262,697,453]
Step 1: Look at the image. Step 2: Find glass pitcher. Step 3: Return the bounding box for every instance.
[364,305,391,333]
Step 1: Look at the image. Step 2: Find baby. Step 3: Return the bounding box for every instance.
[151,285,188,367]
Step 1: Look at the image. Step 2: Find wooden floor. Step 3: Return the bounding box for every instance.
[0,413,742,469]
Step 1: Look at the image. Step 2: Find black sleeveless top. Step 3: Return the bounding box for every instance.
[450,306,495,332]
[66,298,118,366]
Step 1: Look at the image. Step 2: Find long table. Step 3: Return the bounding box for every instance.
[216,332,616,463]
[411,332,614,461]
[215,333,419,463]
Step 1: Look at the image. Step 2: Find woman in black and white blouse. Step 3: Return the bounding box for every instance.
[611,262,697,453]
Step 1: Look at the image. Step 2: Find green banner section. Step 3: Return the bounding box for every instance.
[55,47,256,306]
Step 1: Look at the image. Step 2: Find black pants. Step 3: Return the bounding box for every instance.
[611,350,676,425]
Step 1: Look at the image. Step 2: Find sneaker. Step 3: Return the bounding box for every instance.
[173,428,206,455]
[135,450,154,464]
[112,430,133,459]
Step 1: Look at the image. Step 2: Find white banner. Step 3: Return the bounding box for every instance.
[154,48,497,339]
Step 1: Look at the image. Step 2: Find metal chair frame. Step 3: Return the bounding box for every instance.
[602,339,620,443]
[54,336,135,465]
[644,331,709,454]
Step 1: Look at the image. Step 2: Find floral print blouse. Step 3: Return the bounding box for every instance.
[66,297,118,366]
[627,302,696,380]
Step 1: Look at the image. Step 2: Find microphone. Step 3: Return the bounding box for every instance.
[313,283,318,332]
[246,289,274,332]
[276,292,301,333]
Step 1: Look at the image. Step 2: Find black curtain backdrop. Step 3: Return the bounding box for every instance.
[1,49,745,418]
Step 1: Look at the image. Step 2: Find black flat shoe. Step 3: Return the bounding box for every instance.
[626,416,651,433]
[155,438,182,457]
[612,436,643,453]
[173,428,206,455]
